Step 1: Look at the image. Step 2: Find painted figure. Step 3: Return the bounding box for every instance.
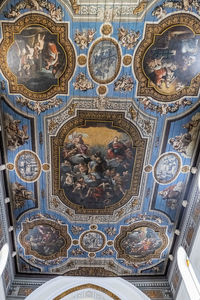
[107,136,127,160]
[169,112,200,157]
[25,225,65,256]
[3,113,29,150]
[7,26,66,92]
[143,26,200,93]
[60,128,135,209]
[121,227,162,258]
[45,42,59,73]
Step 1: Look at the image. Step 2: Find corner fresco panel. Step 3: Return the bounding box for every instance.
[0,13,75,100]
[7,26,66,92]
[121,227,162,258]
[135,13,200,101]
[143,25,200,94]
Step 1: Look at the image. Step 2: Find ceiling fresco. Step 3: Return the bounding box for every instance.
[0,0,200,279]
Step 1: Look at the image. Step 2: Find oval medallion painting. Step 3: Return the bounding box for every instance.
[7,25,66,93]
[80,231,105,252]
[89,38,121,84]
[154,152,181,184]
[15,150,41,182]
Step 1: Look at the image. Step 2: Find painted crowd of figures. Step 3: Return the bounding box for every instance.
[8,26,65,92]
[122,227,162,258]
[25,225,65,257]
[152,0,200,20]
[60,131,135,208]
[144,26,200,92]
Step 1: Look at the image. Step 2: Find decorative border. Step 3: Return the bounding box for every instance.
[14,150,42,183]
[19,219,71,260]
[53,283,120,300]
[88,38,121,84]
[114,221,168,263]
[134,13,200,102]
[51,110,147,214]
[0,13,75,101]
[153,152,181,185]
[80,230,106,252]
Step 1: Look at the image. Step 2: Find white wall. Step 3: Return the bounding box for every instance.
[24,277,150,300]
[176,224,200,300]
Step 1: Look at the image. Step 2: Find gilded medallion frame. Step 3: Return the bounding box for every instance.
[153,152,181,184]
[134,13,200,102]
[80,230,106,252]
[88,38,121,84]
[0,13,75,101]
[114,221,168,263]
[19,219,71,260]
[14,150,42,182]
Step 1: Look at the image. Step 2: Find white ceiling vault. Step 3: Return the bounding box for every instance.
[0,0,200,299]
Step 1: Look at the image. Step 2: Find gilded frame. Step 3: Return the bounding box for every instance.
[88,38,121,84]
[14,150,42,182]
[51,110,147,215]
[134,13,200,102]
[19,219,71,260]
[80,230,106,252]
[153,152,181,184]
[0,13,75,101]
[114,221,168,263]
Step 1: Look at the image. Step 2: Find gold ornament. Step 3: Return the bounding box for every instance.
[101,24,112,35]
[98,85,107,95]
[123,55,132,66]
[78,55,87,66]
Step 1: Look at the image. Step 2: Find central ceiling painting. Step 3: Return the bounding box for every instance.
[0,0,199,279]
[52,111,146,214]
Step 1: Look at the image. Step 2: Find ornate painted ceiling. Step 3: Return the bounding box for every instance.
[0,0,200,281]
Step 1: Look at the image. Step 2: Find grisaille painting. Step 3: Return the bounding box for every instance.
[89,39,120,83]
[154,153,181,184]
[81,231,105,252]
[143,25,200,94]
[7,25,66,92]
[121,227,162,258]
[60,125,135,209]
[15,151,41,182]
